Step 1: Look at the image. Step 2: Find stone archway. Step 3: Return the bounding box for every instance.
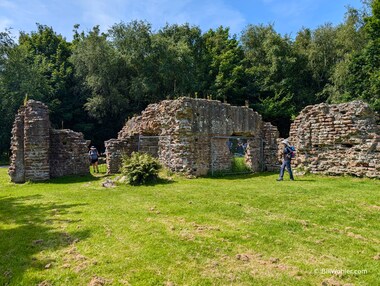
[105,97,280,176]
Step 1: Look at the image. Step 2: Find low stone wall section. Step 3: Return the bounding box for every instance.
[105,137,139,174]
[50,129,90,178]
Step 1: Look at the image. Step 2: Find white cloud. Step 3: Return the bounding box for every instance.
[0,0,17,9]
[0,17,12,31]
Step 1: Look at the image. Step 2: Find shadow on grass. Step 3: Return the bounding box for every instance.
[292,179,317,182]
[146,177,175,186]
[206,171,277,180]
[39,173,104,184]
[207,171,319,183]
[127,177,176,187]
[0,195,90,285]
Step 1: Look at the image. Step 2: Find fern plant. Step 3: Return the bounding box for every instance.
[121,152,161,185]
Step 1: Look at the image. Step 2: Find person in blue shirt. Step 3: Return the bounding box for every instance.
[277,139,294,181]
[89,146,100,173]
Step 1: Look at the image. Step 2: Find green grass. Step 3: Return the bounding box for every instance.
[231,157,251,173]
[0,168,379,285]
[212,157,251,176]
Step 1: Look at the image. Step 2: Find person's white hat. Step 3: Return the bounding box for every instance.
[281,139,290,146]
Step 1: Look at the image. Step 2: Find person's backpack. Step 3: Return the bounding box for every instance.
[89,149,98,160]
[288,146,296,159]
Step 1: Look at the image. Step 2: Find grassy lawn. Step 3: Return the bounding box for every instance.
[0,168,379,285]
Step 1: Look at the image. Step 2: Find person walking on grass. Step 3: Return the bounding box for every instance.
[277,139,294,181]
[89,146,100,173]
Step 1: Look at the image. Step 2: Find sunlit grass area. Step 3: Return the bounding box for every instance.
[0,168,379,285]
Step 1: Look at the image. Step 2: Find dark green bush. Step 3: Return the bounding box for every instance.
[121,152,161,185]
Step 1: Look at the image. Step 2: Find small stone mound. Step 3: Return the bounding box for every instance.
[102,179,116,188]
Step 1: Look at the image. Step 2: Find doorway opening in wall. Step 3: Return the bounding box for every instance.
[210,136,253,176]
[137,135,172,167]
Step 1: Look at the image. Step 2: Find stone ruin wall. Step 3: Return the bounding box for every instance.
[105,97,279,176]
[280,101,380,178]
[104,138,139,174]
[50,129,90,178]
[8,100,89,183]
[262,122,280,171]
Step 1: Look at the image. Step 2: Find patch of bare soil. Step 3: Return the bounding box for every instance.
[88,276,113,286]
[38,281,52,286]
[202,251,301,282]
[62,245,96,273]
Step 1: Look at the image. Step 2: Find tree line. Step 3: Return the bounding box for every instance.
[0,1,379,157]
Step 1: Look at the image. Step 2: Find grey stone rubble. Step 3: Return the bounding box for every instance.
[280,101,380,178]
[8,100,90,183]
[105,97,279,176]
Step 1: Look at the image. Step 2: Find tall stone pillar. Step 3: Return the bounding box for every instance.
[245,137,262,172]
[8,107,26,183]
[23,101,51,181]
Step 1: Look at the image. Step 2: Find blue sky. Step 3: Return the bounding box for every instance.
[0,0,363,40]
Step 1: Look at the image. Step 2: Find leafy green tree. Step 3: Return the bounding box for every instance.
[17,24,77,125]
[202,27,246,104]
[109,21,156,108]
[73,25,130,118]
[322,8,367,102]
[304,23,340,100]
[71,25,132,145]
[343,0,380,111]
[0,27,57,155]
[0,25,94,154]
[241,24,310,135]
[154,23,202,99]
[0,29,17,156]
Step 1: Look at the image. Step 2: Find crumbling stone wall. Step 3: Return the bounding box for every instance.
[281,101,380,178]
[50,129,90,178]
[262,122,280,171]
[9,100,89,183]
[105,97,279,176]
[9,101,50,182]
[105,138,138,174]
[8,105,26,183]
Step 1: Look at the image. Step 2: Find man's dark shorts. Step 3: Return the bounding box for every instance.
[91,158,98,164]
